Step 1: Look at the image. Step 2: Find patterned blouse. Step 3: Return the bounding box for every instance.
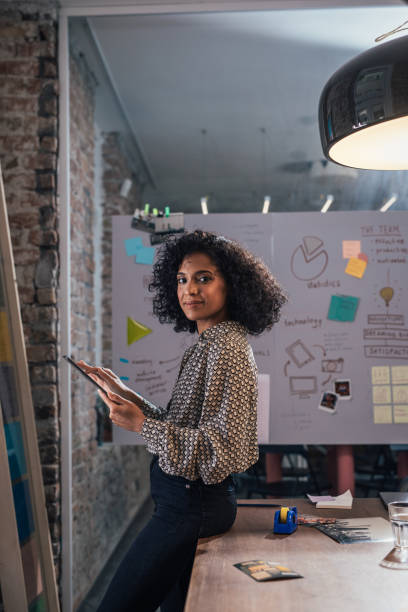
[140,320,259,484]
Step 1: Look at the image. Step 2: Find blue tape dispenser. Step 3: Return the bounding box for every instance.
[273,506,298,534]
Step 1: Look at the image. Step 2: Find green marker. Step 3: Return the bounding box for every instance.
[144,203,150,214]
[165,206,170,217]
[153,208,158,216]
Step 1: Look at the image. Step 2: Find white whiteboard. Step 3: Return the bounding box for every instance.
[112,212,408,444]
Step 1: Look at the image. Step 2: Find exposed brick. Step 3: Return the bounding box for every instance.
[21,151,57,172]
[36,170,55,191]
[30,364,57,384]
[38,115,57,137]
[39,135,57,152]
[0,25,27,40]
[27,343,56,362]
[8,211,39,229]
[35,416,59,445]
[31,324,57,344]
[3,170,36,190]
[0,133,37,151]
[37,287,57,304]
[13,247,40,265]
[0,97,38,114]
[39,206,56,228]
[38,23,56,45]
[32,383,57,408]
[0,39,16,58]
[38,57,56,78]
[34,248,58,288]
[18,286,35,304]
[0,23,60,589]
[0,58,38,76]
[29,228,58,246]
[16,41,54,58]
[6,190,53,209]
[42,464,58,486]
[0,115,24,132]
[44,483,60,507]
[38,82,57,117]
[2,75,43,96]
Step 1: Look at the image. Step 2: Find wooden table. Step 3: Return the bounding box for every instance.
[185,499,408,612]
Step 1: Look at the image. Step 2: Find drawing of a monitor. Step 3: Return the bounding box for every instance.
[289,376,317,395]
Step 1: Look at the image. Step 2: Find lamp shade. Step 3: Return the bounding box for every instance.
[319,35,408,170]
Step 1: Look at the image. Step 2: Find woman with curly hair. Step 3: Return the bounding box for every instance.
[79,229,286,612]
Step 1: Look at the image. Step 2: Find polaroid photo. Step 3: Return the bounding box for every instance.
[334,379,351,400]
[318,391,338,414]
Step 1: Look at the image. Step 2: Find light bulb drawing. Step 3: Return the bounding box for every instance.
[379,286,394,308]
[379,269,395,309]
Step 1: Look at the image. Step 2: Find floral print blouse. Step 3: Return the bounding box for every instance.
[140,320,259,484]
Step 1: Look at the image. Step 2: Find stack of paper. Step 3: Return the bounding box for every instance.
[307,489,353,509]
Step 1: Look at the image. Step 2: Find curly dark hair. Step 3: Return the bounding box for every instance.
[149,229,287,335]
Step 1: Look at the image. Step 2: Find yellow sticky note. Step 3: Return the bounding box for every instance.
[391,366,408,385]
[373,405,393,424]
[372,366,390,385]
[345,257,367,279]
[0,311,13,362]
[342,240,361,259]
[394,405,408,423]
[372,385,391,404]
[392,385,408,404]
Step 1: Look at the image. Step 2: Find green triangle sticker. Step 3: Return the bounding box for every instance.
[127,317,152,345]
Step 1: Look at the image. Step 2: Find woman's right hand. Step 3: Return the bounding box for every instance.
[76,360,143,407]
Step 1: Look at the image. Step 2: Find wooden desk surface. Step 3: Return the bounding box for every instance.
[185,499,408,612]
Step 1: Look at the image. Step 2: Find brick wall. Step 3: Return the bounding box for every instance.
[69,55,151,609]
[0,0,61,582]
[101,132,143,368]
[0,3,151,608]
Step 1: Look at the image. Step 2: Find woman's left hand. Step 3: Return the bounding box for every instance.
[98,389,146,433]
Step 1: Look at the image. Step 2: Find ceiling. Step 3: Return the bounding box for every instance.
[80,4,408,213]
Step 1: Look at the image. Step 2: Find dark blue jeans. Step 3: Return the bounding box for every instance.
[97,456,237,612]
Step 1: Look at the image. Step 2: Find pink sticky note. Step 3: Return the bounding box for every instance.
[342,240,361,259]
[358,252,368,263]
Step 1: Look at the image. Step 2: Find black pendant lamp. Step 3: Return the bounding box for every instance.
[319,35,408,170]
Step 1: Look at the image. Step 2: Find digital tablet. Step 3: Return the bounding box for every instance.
[63,355,108,396]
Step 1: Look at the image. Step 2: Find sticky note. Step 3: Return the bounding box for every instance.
[373,405,392,424]
[345,257,367,279]
[328,295,359,322]
[358,252,368,263]
[342,240,361,259]
[0,311,13,362]
[127,317,152,345]
[372,385,391,404]
[0,364,19,421]
[393,405,408,423]
[391,366,408,384]
[124,237,143,256]
[12,479,35,543]
[0,268,5,308]
[372,366,390,385]
[5,421,27,481]
[135,247,155,265]
[392,385,408,404]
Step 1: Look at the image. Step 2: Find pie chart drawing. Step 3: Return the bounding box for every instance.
[290,236,328,281]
